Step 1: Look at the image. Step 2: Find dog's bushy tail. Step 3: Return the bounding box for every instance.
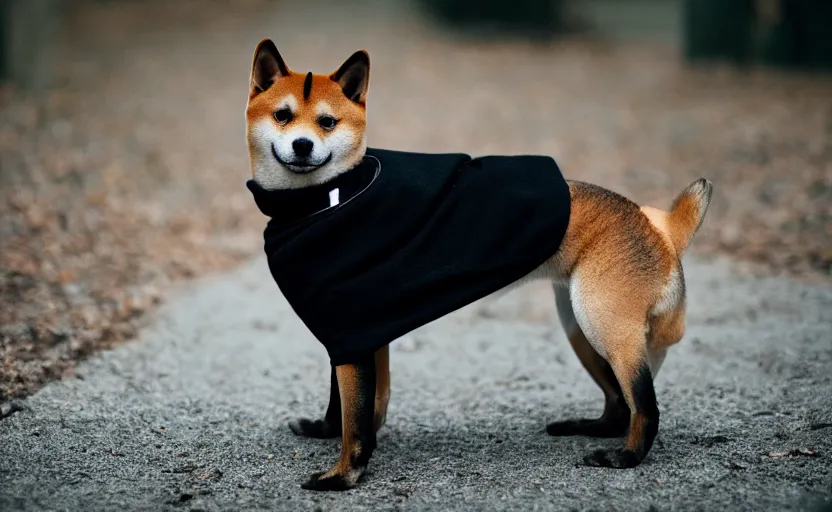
[666,178,713,254]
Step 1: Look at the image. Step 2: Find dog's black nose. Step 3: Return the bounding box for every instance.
[292,138,314,158]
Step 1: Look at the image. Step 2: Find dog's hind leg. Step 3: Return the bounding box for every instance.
[567,277,660,469]
[302,353,377,491]
[546,287,629,438]
[288,365,342,439]
[582,352,659,469]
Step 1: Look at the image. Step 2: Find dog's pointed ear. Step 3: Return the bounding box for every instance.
[250,39,290,95]
[330,50,370,105]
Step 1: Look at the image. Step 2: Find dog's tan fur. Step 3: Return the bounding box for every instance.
[246,39,713,489]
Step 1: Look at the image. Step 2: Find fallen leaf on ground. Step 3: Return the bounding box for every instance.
[765,448,817,458]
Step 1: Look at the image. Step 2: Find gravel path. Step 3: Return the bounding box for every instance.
[1,255,830,511]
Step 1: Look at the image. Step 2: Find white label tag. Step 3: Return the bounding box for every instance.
[329,188,340,207]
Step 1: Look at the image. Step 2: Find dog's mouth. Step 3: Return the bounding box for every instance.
[272,144,332,174]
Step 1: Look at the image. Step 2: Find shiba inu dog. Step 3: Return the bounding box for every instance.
[245,38,713,491]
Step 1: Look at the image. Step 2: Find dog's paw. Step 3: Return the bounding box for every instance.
[288,418,340,439]
[546,418,627,438]
[547,419,591,436]
[583,448,642,468]
[301,468,364,491]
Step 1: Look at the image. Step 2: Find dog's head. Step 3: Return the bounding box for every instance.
[246,39,370,189]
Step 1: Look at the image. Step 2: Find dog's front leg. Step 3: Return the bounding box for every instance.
[289,366,342,438]
[301,353,376,491]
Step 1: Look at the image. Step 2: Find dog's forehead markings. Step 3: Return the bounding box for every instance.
[303,72,313,101]
[279,94,298,111]
[316,101,333,116]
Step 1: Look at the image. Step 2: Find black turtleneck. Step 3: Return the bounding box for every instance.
[247,147,570,365]
[246,155,379,227]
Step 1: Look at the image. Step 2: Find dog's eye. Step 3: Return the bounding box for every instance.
[318,115,338,131]
[274,108,293,124]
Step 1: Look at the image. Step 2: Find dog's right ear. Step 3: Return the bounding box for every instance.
[250,39,290,95]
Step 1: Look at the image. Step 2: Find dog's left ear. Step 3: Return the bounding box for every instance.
[330,50,370,105]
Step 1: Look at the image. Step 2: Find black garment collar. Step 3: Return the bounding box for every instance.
[246,155,380,226]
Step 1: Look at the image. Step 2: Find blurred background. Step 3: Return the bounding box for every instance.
[1,0,830,401]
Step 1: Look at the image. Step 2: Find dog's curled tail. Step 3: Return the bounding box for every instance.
[666,178,713,254]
